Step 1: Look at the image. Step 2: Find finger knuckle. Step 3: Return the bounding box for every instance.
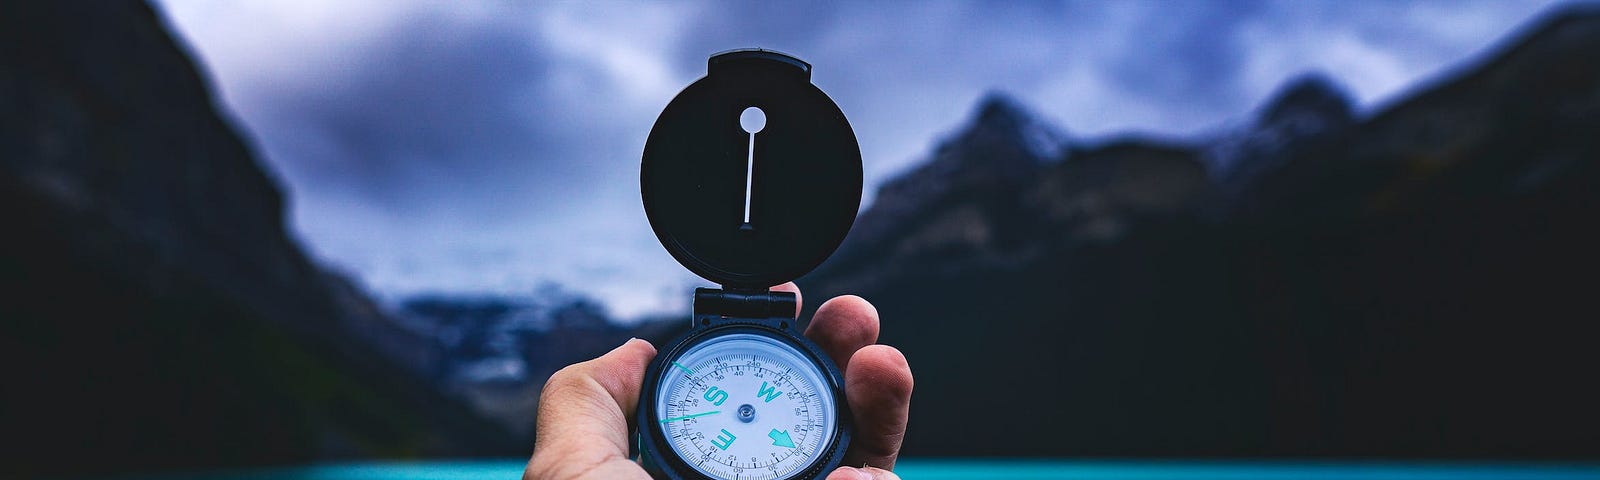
[540,363,591,401]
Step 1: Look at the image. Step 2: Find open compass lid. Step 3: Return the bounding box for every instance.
[641,49,862,290]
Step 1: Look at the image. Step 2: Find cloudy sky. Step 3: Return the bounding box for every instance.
[154,0,1563,319]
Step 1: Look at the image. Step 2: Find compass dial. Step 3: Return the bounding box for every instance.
[655,333,838,480]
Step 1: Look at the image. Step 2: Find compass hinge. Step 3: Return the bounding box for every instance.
[693,287,796,320]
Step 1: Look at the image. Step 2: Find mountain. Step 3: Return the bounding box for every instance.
[0,2,517,476]
[394,289,681,436]
[1205,73,1357,196]
[802,6,1600,458]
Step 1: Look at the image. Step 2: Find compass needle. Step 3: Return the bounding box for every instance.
[739,106,766,228]
[671,361,695,375]
[659,411,723,424]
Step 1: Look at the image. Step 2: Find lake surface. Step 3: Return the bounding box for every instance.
[106,459,1600,480]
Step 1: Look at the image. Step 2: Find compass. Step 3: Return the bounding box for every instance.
[636,49,861,480]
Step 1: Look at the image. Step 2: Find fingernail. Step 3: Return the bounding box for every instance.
[624,337,657,352]
[834,466,873,480]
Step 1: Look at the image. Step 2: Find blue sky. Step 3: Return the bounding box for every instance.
[154,0,1563,319]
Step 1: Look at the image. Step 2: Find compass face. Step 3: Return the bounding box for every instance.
[654,333,838,480]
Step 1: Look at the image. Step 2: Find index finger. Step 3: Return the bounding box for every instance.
[776,282,881,366]
[804,294,880,369]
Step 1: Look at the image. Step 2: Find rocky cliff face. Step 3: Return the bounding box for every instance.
[846,93,1065,255]
[0,2,515,476]
[803,6,1600,458]
[1205,73,1356,196]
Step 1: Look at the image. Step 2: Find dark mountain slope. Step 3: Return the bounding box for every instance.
[1223,7,1600,456]
[1206,73,1356,196]
[802,6,1600,458]
[1,2,515,476]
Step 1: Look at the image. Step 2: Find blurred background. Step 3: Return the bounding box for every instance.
[3,0,1599,478]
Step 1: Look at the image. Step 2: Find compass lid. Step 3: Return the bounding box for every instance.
[641,49,862,290]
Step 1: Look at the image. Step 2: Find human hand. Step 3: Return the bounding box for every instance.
[524,283,913,480]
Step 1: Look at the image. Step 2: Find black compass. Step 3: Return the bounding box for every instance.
[636,49,862,480]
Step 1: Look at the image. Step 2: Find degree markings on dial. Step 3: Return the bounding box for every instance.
[673,379,817,457]
[660,345,831,479]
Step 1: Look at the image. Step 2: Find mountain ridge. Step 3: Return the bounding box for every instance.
[801,6,1600,458]
[1,2,520,475]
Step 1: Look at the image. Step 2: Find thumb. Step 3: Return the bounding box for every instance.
[527,338,657,478]
[827,466,900,480]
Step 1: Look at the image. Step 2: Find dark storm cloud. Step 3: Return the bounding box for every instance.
[668,2,841,66]
[246,10,587,212]
[157,2,702,316]
[157,0,1565,317]
[1100,1,1267,120]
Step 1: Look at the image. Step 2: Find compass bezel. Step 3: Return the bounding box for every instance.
[638,320,852,480]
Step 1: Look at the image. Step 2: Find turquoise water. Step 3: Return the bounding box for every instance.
[106,459,1600,480]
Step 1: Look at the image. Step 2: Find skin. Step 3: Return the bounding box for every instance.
[524,282,913,480]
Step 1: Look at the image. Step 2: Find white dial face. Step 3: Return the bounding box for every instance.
[655,333,837,480]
